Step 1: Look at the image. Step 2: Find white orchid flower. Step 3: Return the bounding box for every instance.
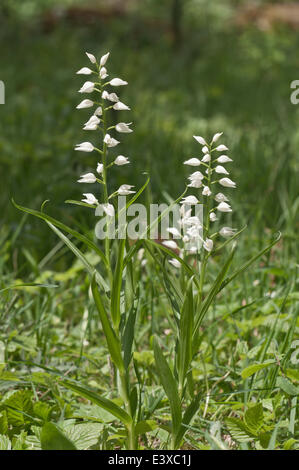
[77,173,97,183]
[75,142,94,152]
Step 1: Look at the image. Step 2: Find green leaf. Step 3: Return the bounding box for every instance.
[241,360,276,379]
[3,390,33,428]
[193,243,237,344]
[135,420,157,436]
[91,273,124,371]
[12,200,108,268]
[0,412,8,435]
[0,283,58,294]
[244,403,263,433]
[41,422,77,450]
[153,336,182,436]
[174,395,200,449]
[276,377,299,396]
[122,300,138,369]
[177,279,194,389]
[60,421,103,450]
[111,238,126,328]
[61,380,132,427]
[0,434,11,450]
[225,417,254,442]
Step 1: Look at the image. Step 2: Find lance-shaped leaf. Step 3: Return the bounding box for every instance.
[153,336,182,436]
[177,278,194,390]
[61,381,132,427]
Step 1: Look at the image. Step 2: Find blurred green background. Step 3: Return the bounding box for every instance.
[0,0,298,261]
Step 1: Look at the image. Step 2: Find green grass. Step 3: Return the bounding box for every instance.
[0,6,298,450]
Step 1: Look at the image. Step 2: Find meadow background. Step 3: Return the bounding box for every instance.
[0,0,298,450]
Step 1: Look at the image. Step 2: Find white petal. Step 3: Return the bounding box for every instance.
[110,78,128,86]
[82,193,98,205]
[217,202,232,212]
[100,52,110,67]
[215,165,229,175]
[85,52,96,64]
[184,158,201,166]
[219,227,237,237]
[75,142,94,152]
[77,67,93,75]
[203,238,213,252]
[113,101,130,111]
[102,203,115,217]
[77,172,97,183]
[215,144,229,152]
[193,135,207,146]
[201,154,211,163]
[115,122,133,133]
[169,258,181,268]
[219,178,236,188]
[212,132,223,143]
[163,240,178,250]
[114,155,130,166]
[217,155,233,163]
[97,163,103,174]
[166,227,181,238]
[78,81,95,93]
[76,99,94,109]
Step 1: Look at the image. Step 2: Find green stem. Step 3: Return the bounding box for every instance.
[119,371,136,449]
